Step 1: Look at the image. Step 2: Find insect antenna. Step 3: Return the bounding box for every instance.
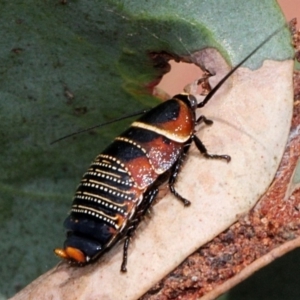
[51,23,287,145]
[50,109,148,145]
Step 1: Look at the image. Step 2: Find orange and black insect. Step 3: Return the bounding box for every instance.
[54,28,282,272]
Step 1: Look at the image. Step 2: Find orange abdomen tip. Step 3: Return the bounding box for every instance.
[54,248,69,260]
[65,247,86,263]
[54,247,86,263]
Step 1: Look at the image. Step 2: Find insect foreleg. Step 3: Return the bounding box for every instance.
[196,115,213,126]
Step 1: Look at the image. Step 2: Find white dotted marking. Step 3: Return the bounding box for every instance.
[75,191,128,209]
[72,204,119,229]
[115,136,147,155]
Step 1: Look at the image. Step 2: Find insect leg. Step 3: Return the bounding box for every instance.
[121,188,159,272]
[193,135,231,162]
[195,114,230,161]
[196,115,213,126]
[169,141,192,206]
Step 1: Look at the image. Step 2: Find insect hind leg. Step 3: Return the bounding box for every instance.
[120,188,158,272]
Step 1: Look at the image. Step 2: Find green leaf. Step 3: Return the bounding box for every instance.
[0,0,293,298]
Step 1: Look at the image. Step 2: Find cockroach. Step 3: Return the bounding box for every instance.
[54,27,284,272]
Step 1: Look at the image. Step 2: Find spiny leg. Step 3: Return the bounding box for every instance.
[195,114,230,161]
[120,188,158,272]
[168,141,192,206]
[194,135,231,162]
[121,235,131,272]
